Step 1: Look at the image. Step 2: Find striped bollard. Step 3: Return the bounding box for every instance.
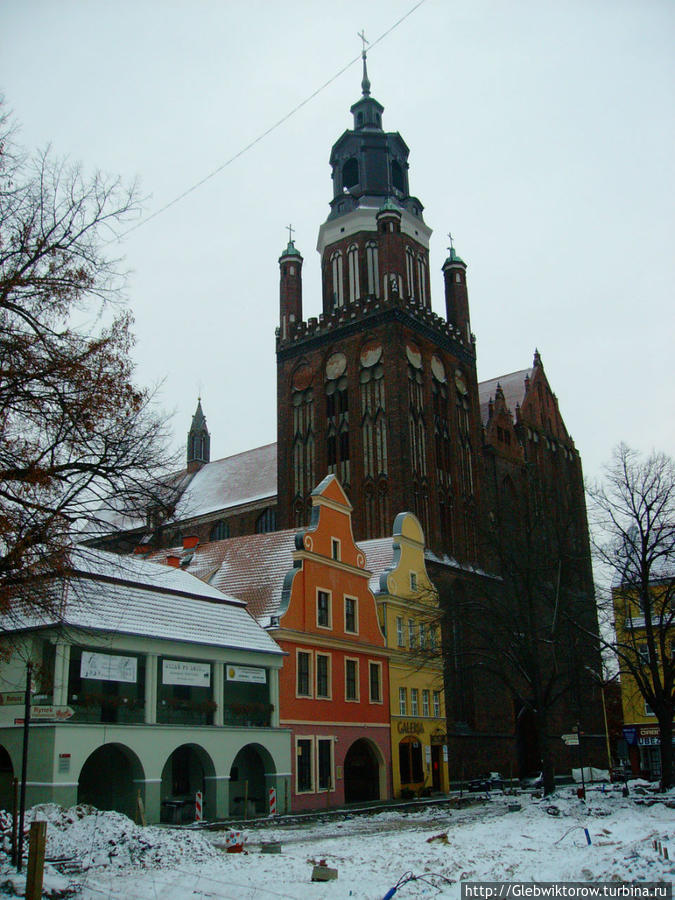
[268,787,277,816]
[195,790,203,822]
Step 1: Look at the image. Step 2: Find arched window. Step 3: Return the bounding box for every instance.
[255,508,276,534]
[366,242,379,297]
[347,244,360,302]
[209,520,229,541]
[331,252,344,308]
[342,157,359,190]
[391,159,405,194]
[416,255,427,304]
[405,248,415,298]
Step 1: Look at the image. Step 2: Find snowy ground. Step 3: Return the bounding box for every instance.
[1,783,673,899]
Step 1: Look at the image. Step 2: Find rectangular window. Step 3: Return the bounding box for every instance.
[433,690,441,718]
[317,590,331,628]
[318,738,333,791]
[369,662,382,703]
[345,596,358,633]
[410,572,417,591]
[422,689,430,716]
[331,538,341,561]
[638,645,650,666]
[429,626,437,652]
[345,659,358,701]
[411,688,419,716]
[297,651,311,697]
[297,738,313,792]
[399,687,407,716]
[419,622,426,650]
[316,653,330,699]
[409,620,417,650]
[396,616,404,646]
[644,702,656,717]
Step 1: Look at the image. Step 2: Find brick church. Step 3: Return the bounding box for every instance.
[116,53,606,780]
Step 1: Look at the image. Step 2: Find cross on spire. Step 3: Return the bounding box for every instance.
[358,29,369,57]
[447,232,455,254]
[286,223,295,244]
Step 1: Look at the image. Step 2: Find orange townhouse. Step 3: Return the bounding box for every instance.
[149,475,391,812]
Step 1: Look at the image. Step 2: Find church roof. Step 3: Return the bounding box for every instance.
[478,368,532,426]
[175,442,277,521]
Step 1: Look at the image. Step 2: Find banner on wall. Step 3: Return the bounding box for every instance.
[226,665,266,684]
[80,651,137,683]
[163,660,211,687]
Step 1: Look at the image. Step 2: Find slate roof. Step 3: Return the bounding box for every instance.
[1,549,281,656]
[478,368,532,426]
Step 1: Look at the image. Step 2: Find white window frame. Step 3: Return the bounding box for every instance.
[433,690,441,718]
[344,657,360,702]
[316,736,335,792]
[296,649,313,698]
[368,660,383,704]
[399,686,407,716]
[422,689,430,716]
[331,538,341,561]
[344,594,359,635]
[316,588,332,630]
[409,620,417,649]
[295,735,315,794]
[396,616,405,647]
[315,651,332,700]
[410,688,419,716]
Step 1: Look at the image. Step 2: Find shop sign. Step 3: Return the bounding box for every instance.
[13,705,74,724]
[226,665,267,684]
[0,692,25,706]
[81,651,137,683]
[397,720,424,735]
[163,660,211,687]
[430,733,447,745]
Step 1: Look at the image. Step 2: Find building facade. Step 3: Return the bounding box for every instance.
[0,550,290,823]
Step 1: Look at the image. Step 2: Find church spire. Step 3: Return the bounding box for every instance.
[187,398,210,472]
[358,30,371,97]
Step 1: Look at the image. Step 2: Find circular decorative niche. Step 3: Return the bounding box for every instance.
[406,343,422,370]
[325,352,347,381]
[431,355,446,383]
[360,342,382,369]
[292,364,313,391]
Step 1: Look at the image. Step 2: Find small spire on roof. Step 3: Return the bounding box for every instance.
[358,30,371,96]
[533,348,542,367]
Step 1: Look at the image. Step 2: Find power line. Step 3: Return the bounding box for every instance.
[115,0,428,242]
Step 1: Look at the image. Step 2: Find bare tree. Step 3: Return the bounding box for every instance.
[0,102,179,619]
[588,444,674,789]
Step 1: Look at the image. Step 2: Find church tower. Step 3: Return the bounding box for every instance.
[187,398,210,472]
[276,55,483,559]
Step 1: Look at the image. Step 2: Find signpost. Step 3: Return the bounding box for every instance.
[562,733,580,746]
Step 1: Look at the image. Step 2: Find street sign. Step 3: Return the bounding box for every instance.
[13,706,74,724]
[562,733,580,746]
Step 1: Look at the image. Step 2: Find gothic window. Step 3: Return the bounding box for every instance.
[331,252,344,308]
[405,247,415,299]
[416,255,427,304]
[347,244,360,303]
[455,369,474,497]
[359,343,388,536]
[391,159,405,193]
[366,242,379,297]
[342,157,359,190]
[209,520,229,541]
[406,344,426,478]
[255,507,276,533]
[291,367,315,526]
[325,353,350,488]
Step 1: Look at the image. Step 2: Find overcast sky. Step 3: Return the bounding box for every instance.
[3,0,674,485]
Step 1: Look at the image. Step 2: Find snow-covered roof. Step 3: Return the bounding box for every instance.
[478,368,532,426]
[174,443,277,521]
[1,548,282,656]
[360,538,396,592]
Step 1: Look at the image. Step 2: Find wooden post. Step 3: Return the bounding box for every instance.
[25,820,46,900]
[11,777,18,867]
[135,790,146,827]
[244,780,248,819]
